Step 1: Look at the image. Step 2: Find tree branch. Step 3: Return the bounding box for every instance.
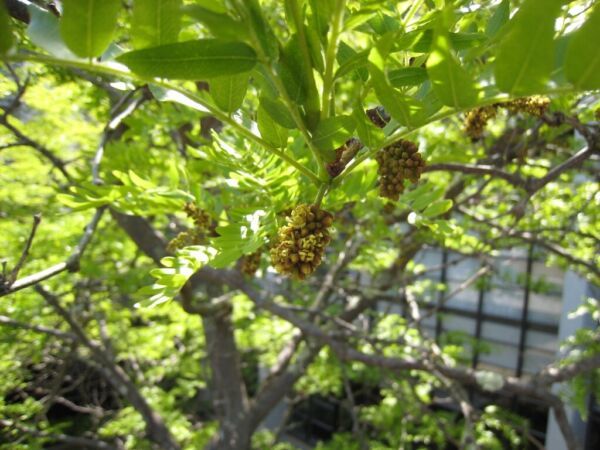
[34,285,180,450]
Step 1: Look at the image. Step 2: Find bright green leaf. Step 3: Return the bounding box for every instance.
[427,27,478,108]
[258,105,289,148]
[565,4,600,90]
[210,73,250,113]
[132,0,182,49]
[486,0,510,38]
[388,67,428,87]
[259,96,296,130]
[422,199,453,218]
[494,0,562,95]
[60,0,121,58]
[116,39,257,80]
[312,116,356,153]
[138,246,217,307]
[183,5,245,41]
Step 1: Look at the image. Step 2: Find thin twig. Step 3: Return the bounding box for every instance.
[7,213,41,285]
[1,207,106,297]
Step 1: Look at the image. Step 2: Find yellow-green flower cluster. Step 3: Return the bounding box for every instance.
[167,203,211,253]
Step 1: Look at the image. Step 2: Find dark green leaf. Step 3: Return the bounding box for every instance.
[486,0,510,38]
[117,40,257,80]
[0,1,13,55]
[312,116,356,153]
[132,0,182,49]
[306,23,325,73]
[242,0,279,60]
[427,27,478,108]
[368,12,400,35]
[260,96,296,129]
[335,42,369,81]
[353,101,383,149]
[258,105,289,148]
[278,35,308,104]
[494,0,562,95]
[388,67,428,87]
[565,4,600,90]
[369,51,425,128]
[183,5,245,41]
[210,73,250,113]
[60,0,121,58]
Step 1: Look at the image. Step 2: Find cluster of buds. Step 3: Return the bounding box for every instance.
[502,96,550,117]
[464,96,550,140]
[270,204,333,280]
[464,105,497,140]
[375,140,425,201]
[240,249,262,276]
[167,202,212,253]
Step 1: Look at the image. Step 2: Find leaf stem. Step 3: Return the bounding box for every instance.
[314,182,328,207]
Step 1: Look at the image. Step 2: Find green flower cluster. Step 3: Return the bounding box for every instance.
[376,140,425,201]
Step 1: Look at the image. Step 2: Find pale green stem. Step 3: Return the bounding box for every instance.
[321,0,346,119]
[4,52,322,185]
[313,182,329,207]
[230,0,327,179]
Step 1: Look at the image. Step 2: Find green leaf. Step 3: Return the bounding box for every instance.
[26,4,75,58]
[370,70,425,127]
[117,40,257,80]
[494,0,562,95]
[278,34,309,104]
[306,22,325,74]
[427,26,478,108]
[259,96,296,129]
[210,73,250,113]
[486,0,510,38]
[132,0,182,49]
[565,4,600,90]
[0,1,13,55]
[352,101,383,149]
[257,105,289,148]
[396,29,487,53]
[410,188,445,211]
[241,0,279,60]
[148,84,210,113]
[312,116,356,153]
[183,5,245,41]
[60,0,121,58]
[422,199,453,218]
[335,42,369,81]
[368,47,426,127]
[388,67,428,87]
[210,209,270,268]
[138,246,217,307]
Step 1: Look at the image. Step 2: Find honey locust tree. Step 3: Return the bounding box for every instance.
[0,0,599,449]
